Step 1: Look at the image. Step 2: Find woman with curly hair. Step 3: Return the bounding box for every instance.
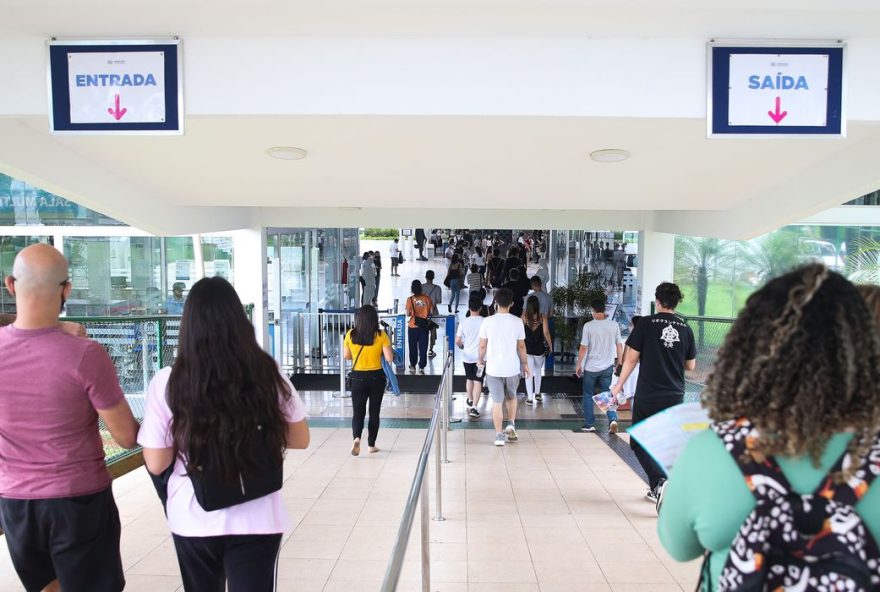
[658,264,880,590]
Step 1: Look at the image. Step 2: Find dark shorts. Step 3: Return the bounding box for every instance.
[463,362,484,382]
[173,533,282,592]
[0,487,124,592]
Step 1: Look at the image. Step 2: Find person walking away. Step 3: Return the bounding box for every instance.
[487,247,504,289]
[0,244,139,592]
[422,270,443,358]
[523,275,554,318]
[414,228,428,261]
[406,281,433,374]
[466,263,483,297]
[478,288,531,446]
[502,246,521,285]
[611,282,695,501]
[657,265,880,590]
[372,251,382,303]
[501,268,528,317]
[457,295,486,419]
[612,244,627,289]
[576,298,623,434]
[360,252,376,306]
[446,254,464,313]
[472,246,486,278]
[389,238,401,276]
[139,277,309,592]
[344,305,394,455]
[522,295,552,406]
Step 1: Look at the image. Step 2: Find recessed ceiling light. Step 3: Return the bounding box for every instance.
[589,149,630,163]
[268,147,308,161]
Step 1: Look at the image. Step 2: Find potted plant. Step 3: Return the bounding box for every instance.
[551,272,607,362]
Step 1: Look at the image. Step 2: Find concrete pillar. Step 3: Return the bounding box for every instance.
[638,230,675,316]
[232,228,269,350]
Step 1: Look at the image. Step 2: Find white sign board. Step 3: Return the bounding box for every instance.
[67,51,166,124]
[727,54,829,127]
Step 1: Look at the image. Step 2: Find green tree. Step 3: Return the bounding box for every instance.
[847,237,880,284]
[674,236,730,345]
[743,230,802,283]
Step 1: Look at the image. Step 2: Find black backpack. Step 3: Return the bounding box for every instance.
[708,420,880,591]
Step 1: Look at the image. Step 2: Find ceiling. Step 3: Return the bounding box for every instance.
[12,114,877,212]
[4,0,880,38]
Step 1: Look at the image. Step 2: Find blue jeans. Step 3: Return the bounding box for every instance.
[582,365,615,428]
[408,327,429,369]
[449,279,461,310]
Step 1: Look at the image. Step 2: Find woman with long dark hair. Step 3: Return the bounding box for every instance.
[447,253,464,313]
[521,295,552,406]
[657,265,880,590]
[343,305,394,455]
[138,277,310,591]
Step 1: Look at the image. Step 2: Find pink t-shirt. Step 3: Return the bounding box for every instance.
[138,367,306,537]
[0,325,126,499]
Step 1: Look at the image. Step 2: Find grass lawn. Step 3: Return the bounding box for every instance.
[675,280,755,318]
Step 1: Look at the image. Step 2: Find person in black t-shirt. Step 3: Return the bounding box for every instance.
[500,268,528,317]
[611,282,696,502]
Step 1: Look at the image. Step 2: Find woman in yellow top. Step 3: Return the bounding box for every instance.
[405,280,433,374]
[343,305,393,456]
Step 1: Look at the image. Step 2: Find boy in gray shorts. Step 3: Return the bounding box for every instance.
[478,288,531,446]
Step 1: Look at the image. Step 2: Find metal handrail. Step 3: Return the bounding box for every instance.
[381,347,454,592]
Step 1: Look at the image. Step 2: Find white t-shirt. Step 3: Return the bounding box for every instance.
[138,367,306,537]
[580,318,621,372]
[456,315,484,364]
[478,312,526,377]
[390,242,400,257]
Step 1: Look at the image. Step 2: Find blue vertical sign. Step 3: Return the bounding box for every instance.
[708,42,845,138]
[393,314,406,369]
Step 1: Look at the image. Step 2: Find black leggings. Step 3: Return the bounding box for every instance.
[172,533,282,592]
[350,370,386,446]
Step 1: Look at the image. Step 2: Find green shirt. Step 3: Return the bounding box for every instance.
[658,429,880,590]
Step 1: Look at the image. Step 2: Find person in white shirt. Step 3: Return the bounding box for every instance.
[389,238,401,277]
[456,295,486,419]
[478,288,531,446]
[575,298,623,434]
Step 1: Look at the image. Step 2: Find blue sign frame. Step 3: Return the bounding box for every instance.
[708,42,845,137]
[48,38,183,135]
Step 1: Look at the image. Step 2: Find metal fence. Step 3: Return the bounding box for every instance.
[680,314,737,397]
[67,315,181,465]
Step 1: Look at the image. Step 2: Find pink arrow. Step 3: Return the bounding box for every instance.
[768,96,787,124]
[107,94,127,121]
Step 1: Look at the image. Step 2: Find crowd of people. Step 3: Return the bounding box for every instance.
[3,237,880,591]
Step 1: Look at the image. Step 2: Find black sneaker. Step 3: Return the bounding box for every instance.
[525,399,534,406]
[645,488,659,503]
[466,398,473,406]
[468,408,480,419]
[535,394,543,402]
[654,479,667,514]
[428,350,437,358]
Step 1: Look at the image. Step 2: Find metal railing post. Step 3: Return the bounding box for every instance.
[433,412,445,522]
[334,333,347,398]
[420,474,431,592]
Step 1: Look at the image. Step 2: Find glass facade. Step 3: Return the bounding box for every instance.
[0,236,53,314]
[0,173,124,226]
[673,224,880,318]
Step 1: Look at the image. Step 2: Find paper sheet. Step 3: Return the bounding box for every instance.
[626,402,711,476]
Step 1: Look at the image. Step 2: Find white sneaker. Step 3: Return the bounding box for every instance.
[494,432,506,446]
[609,421,619,434]
[504,424,518,442]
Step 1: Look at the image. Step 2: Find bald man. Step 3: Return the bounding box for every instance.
[0,244,138,592]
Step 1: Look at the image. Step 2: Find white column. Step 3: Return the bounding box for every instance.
[638,230,675,316]
[231,228,269,350]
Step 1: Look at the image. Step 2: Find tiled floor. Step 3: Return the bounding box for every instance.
[0,428,699,592]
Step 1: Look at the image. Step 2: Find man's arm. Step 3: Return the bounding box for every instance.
[478,338,488,365]
[97,400,139,449]
[615,342,624,364]
[575,344,588,377]
[685,358,696,372]
[517,340,531,378]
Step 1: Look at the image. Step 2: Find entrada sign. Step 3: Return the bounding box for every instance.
[48,38,183,135]
[708,41,845,137]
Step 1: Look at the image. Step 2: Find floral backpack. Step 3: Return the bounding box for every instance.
[708,419,880,591]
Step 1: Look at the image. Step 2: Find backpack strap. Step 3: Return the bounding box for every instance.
[811,430,880,505]
[712,419,794,501]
